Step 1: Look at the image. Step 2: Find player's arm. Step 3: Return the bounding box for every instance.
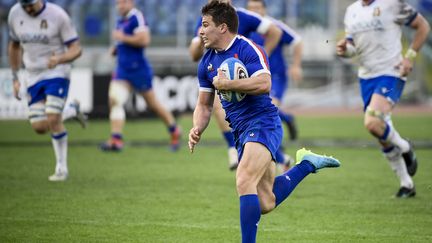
[113,29,150,48]
[336,37,355,58]
[405,13,430,59]
[189,91,214,153]
[262,23,282,56]
[48,40,82,69]
[397,13,430,76]
[213,69,271,95]
[289,41,303,82]
[8,40,22,100]
[189,36,205,62]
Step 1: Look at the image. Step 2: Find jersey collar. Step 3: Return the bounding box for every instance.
[126,8,137,19]
[362,0,375,6]
[33,0,46,17]
[216,35,238,53]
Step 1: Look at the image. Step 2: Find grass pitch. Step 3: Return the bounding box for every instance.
[0,113,431,242]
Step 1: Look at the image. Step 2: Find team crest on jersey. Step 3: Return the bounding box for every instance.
[207,63,214,72]
[40,19,48,29]
[373,7,381,17]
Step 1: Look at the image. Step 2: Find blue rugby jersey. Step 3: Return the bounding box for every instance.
[197,35,278,133]
[115,8,150,70]
[248,16,300,78]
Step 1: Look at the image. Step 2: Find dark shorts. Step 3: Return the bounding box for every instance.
[234,116,283,162]
[360,75,405,110]
[113,66,153,92]
[27,78,70,106]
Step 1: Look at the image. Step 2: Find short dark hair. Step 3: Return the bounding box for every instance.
[201,0,238,34]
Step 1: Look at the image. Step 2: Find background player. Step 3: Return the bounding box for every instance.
[189,2,340,242]
[188,0,282,170]
[247,0,302,143]
[336,0,430,197]
[8,0,85,181]
[100,0,181,152]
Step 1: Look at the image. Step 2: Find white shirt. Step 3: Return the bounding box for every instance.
[8,2,79,87]
[344,0,417,79]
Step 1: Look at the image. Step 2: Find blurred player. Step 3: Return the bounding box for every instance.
[337,0,430,198]
[100,0,181,152]
[8,0,85,181]
[247,0,302,143]
[189,2,340,242]
[188,0,282,170]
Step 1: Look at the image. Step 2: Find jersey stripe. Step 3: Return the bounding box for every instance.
[238,35,270,72]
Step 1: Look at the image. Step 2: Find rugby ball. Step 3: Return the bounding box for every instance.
[218,57,248,103]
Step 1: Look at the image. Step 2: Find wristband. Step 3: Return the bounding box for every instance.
[404,48,417,61]
[12,70,19,81]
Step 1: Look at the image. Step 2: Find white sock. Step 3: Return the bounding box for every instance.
[62,105,77,121]
[383,147,413,189]
[52,131,68,174]
[384,120,410,153]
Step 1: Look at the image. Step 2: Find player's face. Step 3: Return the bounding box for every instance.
[200,15,222,49]
[116,0,133,16]
[208,0,231,3]
[247,1,265,16]
[21,0,42,17]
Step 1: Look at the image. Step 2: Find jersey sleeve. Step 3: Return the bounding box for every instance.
[394,0,418,26]
[7,6,19,42]
[132,11,149,34]
[240,37,271,78]
[237,8,271,35]
[343,7,354,42]
[197,59,214,93]
[274,18,301,46]
[58,8,79,45]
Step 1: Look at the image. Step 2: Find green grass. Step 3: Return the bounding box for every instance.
[0,114,431,242]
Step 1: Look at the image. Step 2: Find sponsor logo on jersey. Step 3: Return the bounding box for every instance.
[373,7,381,17]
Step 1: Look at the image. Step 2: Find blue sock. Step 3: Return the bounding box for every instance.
[275,148,285,164]
[278,110,294,123]
[111,133,123,140]
[222,131,235,148]
[168,124,177,133]
[240,194,260,243]
[272,161,315,207]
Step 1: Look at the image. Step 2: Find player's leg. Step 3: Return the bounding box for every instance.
[269,148,340,210]
[43,79,71,181]
[213,95,238,170]
[62,99,87,128]
[100,80,131,151]
[141,89,181,151]
[362,76,416,197]
[271,76,297,141]
[236,142,273,243]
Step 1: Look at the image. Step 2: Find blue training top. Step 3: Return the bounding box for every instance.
[115,8,150,70]
[248,17,299,78]
[197,35,279,133]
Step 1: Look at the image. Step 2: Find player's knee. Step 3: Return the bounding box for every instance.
[32,123,49,134]
[109,82,129,106]
[364,106,386,135]
[29,102,47,126]
[109,82,129,120]
[236,171,256,195]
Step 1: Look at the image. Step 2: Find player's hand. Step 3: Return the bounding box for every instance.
[13,80,21,100]
[395,58,413,77]
[48,53,60,69]
[336,39,347,56]
[289,65,303,84]
[212,69,229,90]
[188,127,201,153]
[112,29,124,42]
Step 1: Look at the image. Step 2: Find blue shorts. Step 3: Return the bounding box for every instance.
[270,71,288,100]
[360,75,405,110]
[27,78,70,106]
[234,116,283,162]
[113,65,153,92]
